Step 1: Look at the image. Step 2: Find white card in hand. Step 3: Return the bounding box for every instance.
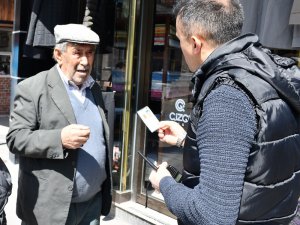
[137,106,160,132]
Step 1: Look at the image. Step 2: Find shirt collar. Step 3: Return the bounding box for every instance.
[56,64,95,90]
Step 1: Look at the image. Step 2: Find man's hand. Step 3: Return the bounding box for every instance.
[158,121,186,146]
[149,162,171,192]
[61,124,90,149]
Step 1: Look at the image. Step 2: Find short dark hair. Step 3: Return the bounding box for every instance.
[173,0,244,46]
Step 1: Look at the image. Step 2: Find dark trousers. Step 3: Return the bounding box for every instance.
[66,191,102,225]
[21,192,102,225]
[0,211,7,225]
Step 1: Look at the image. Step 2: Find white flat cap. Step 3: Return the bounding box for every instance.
[54,24,100,45]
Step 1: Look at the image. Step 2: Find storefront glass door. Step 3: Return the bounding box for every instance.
[92,0,134,192]
[136,0,193,213]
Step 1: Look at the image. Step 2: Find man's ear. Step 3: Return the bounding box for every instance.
[54,49,63,65]
[191,35,202,54]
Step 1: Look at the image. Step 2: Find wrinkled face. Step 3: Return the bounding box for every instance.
[176,17,202,72]
[56,43,96,86]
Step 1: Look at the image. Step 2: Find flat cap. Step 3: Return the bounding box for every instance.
[54,24,100,45]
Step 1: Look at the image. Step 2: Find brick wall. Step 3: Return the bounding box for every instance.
[0,76,10,115]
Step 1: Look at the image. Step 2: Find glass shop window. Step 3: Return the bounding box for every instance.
[0,30,11,75]
[91,0,131,191]
[139,0,193,205]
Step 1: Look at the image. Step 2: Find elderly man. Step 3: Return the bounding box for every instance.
[7,24,112,225]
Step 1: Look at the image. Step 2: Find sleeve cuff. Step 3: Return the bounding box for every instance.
[160,176,177,193]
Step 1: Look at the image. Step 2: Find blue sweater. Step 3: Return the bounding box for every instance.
[69,88,107,203]
[160,85,257,225]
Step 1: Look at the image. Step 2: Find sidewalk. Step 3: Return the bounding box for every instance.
[0,115,132,225]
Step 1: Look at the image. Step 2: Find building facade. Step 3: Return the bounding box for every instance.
[0,0,13,115]
[4,0,300,224]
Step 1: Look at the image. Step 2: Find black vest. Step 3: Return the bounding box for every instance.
[182,43,300,224]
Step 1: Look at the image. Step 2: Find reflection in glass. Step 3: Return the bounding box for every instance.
[92,0,130,191]
[141,1,193,200]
